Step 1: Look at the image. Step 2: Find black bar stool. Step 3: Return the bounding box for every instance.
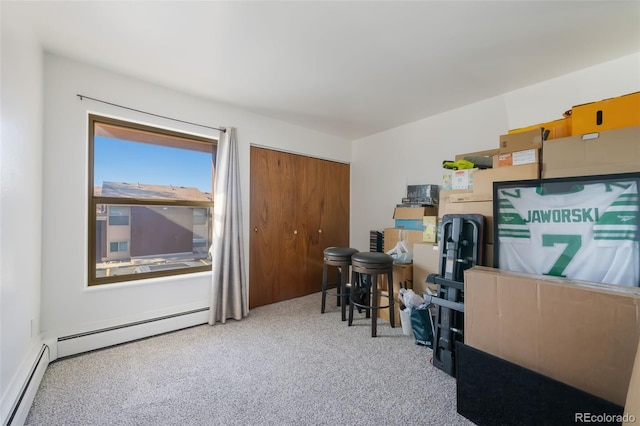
[348,252,395,337]
[321,247,359,321]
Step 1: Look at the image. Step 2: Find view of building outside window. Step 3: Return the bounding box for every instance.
[90,116,215,285]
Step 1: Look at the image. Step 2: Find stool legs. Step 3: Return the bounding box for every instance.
[339,267,348,321]
[321,261,329,314]
[348,268,395,337]
[371,273,378,337]
[321,260,350,321]
[387,269,395,329]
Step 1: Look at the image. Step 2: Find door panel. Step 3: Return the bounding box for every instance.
[302,157,350,295]
[249,148,299,308]
[250,147,350,308]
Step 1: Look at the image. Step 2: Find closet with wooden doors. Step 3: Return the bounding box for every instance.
[249,146,350,308]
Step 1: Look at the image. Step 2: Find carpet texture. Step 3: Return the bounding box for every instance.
[26,292,473,425]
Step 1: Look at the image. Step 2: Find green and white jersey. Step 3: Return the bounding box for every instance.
[497,181,639,286]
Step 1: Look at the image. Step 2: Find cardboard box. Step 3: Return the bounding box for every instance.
[393,206,438,220]
[377,290,401,325]
[451,168,477,189]
[464,266,640,406]
[624,339,640,423]
[472,163,540,197]
[383,228,424,254]
[413,242,441,294]
[542,125,640,178]
[422,216,437,242]
[378,262,413,293]
[438,193,494,245]
[394,219,424,231]
[393,206,438,230]
[499,128,543,154]
[442,169,453,190]
[571,91,640,135]
[492,149,540,168]
[508,117,572,141]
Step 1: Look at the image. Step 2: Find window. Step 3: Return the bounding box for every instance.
[108,206,130,225]
[88,114,216,285]
[110,241,129,253]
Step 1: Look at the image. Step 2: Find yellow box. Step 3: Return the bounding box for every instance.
[422,216,437,243]
[508,117,572,141]
[570,91,640,135]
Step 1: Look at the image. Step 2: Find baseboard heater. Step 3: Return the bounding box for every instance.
[5,344,49,426]
[57,307,210,359]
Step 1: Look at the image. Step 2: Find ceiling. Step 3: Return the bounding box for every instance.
[4,1,640,140]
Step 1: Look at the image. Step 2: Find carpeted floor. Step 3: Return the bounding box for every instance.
[25,292,474,425]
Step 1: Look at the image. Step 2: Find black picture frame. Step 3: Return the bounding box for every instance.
[493,171,640,286]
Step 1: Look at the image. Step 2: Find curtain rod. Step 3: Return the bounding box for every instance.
[76,94,226,133]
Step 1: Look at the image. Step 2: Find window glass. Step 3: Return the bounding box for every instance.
[89,115,216,285]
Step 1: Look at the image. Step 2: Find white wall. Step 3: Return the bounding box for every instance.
[40,54,351,340]
[0,20,44,421]
[350,53,640,252]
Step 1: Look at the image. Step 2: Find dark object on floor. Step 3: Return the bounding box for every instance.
[456,342,624,426]
[427,214,484,377]
[410,308,433,347]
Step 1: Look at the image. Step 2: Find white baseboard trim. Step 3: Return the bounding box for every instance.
[56,307,209,359]
[2,308,209,425]
[2,342,50,426]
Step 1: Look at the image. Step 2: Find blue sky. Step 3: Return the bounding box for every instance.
[94,137,212,193]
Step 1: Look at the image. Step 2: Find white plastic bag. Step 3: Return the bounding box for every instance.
[386,230,413,263]
[399,288,425,309]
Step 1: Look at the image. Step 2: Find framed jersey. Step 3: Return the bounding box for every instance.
[493,172,640,287]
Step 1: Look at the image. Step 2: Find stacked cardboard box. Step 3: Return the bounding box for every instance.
[437,129,543,267]
[542,125,640,178]
[412,242,440,295]
[508,117,572,141]
[464,266,640,407]
[570,91,640,135]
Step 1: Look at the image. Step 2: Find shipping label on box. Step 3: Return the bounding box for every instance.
[493,149,539,168]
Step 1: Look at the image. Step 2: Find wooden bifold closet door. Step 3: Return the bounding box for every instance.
[249,147,350,309]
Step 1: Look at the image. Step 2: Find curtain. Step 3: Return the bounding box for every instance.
[209,127,248,324]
